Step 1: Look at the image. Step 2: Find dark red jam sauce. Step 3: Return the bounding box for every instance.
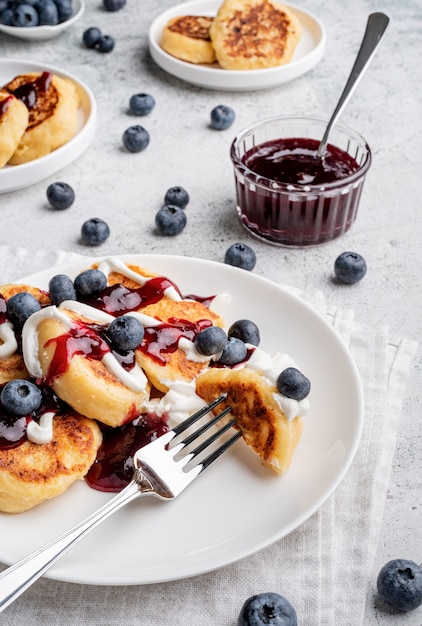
[0,381,66,450]
[85,412,169,492]
[11,71,52,110]
[0,94,14,116]
[140,317,212,364]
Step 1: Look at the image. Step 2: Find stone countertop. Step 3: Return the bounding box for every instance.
[0,0,421,623]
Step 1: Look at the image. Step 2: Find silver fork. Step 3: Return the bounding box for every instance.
[0,394,240,613]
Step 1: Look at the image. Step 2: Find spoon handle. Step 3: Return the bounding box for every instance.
[317,12,389,157]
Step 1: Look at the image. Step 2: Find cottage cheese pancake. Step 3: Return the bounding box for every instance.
[210,0,301,70]
[161,15,217,64]
[0,91,29,168]
[3,71,80,165]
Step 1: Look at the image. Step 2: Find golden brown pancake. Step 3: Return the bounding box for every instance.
[196,366,303,473]
[3,71,80,164]
[0,412,102,513]
[210,0,301,70]
[0,91,29,168]
[161,15,217,64]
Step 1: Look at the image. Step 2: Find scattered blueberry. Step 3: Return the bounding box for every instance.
[81,217,110,246]
[129,93,155,116]
[97,34,115,53]
[238,592,297,626]
[6,292,41,328]
[13,4,39,27]
[377,559,422,612]
[107,316,144,351]
[210,104,235,130]
[46,181,75,210]
[1,379,42,417]
[103,0,126,11]
[228,319,260,347]
[122,125,150,153]
[224,243,256,271]
[164,186,189,209]
[195,326,227,356]
[155,205,187,236]
[276,367,311,401]
[48,274,76,305]
[37,0,59,25]
[83,26,102,48]
[218,336,247,366]
[334,251,367,284]
[74,269,107,297]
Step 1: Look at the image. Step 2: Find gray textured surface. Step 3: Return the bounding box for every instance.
[1,0,421,622]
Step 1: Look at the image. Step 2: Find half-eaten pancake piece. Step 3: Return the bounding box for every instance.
[0,91,29,168]
[196,367,303,473]
[27,308,150,428]
[210,0,302,70]
[161,15,217,64]
[3,71,80,165]
[0,284,50,384]
[0,413,102,513]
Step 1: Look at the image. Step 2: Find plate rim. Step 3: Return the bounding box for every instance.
[1,253,364,585]
[148,0,326,91]
[0,57,96,194]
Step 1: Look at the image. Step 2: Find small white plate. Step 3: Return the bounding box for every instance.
[0,254,363,585]
[0,58,96,194]
[149,0,326,91]
[0,0,85,41]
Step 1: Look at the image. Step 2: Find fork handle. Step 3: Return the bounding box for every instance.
[0,476,149,613]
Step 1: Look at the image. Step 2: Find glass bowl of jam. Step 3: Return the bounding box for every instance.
[230,115,372,246]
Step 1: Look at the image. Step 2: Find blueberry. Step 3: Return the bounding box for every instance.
[96,34,115,53]
[334,251,367,284]
[7,292,41,328]
[46,181,75,210]
[74,269,107,297]
[83,26,102,48]
[81,217,110,246]
[37,0,59,25]
[48,274,76,305]
[103,0,126,11]
[129,93,155,116]
[13,4,39,26]
[238,592,297,626]
[0,9,14,25]
[122,125,150,153]
[276,367,311,401]
[164,186,189,209]
[224,243,256,271]
[195,326,227,356]
[1,379,42,417]
[107,316,144,351]
[228,319,260,347]
[218,336,247,366]
[210,104,235,130]
[155,205,187,236]
[55,0,73,22]
[377,559,422,612]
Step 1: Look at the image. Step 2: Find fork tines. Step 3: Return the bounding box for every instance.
[172,394,242,471]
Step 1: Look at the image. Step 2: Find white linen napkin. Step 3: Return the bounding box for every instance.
[0,246,417,626]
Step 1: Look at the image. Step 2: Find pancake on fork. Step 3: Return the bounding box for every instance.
[0,284,50,384]
[3,71,80,165]
[160,15,217,64]
[210,0,302,70]
[0,91,29,168]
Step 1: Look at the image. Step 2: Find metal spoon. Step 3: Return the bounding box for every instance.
[317,12,389,158]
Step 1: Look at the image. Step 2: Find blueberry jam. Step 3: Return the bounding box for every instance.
[11,71,52,110]
[234,136,368,246]
[85,413,169,492]
[140,317,212,364]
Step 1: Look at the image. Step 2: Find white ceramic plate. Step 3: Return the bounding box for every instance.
[0,0,85,41]
[148,0,326,91]
[0,254,363,585]
[0,59,96,194]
